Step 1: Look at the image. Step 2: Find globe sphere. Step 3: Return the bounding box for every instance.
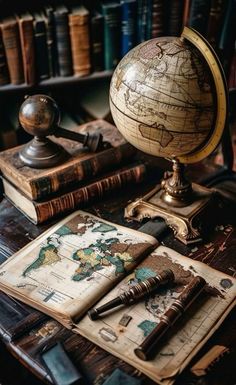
[19,94,60,137]
[109,37,215,160]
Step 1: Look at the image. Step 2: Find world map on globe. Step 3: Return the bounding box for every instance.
[109,28,227,163]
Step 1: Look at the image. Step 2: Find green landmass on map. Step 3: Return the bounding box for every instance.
[22,244,61,277]
[138,320,158,337]
[135,267,157,282]
[55,225,73,236]
[72,238,134,281]
[22,221,136,283]
[92,223,117,233]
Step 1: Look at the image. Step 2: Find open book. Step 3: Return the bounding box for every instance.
[0,211,235,385]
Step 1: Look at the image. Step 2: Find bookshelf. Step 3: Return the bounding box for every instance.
[0,0,236,151]
[0,70,113,93]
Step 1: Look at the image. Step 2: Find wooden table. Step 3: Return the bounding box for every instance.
[0,172,236,385]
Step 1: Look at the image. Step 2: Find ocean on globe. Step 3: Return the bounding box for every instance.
[109,37,216,161]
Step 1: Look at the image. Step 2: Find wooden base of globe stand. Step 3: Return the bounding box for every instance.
[19,136,67,168]
[125,159,216,244]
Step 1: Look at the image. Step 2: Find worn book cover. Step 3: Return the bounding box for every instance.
[53,4,72,77]
[0,119,136,200]
[17,12,36,85]
[102,2,121,70]
[0,28,9,85]
[1,16,24,84]
[69,5,91,76]
[2,162,146,224]
[33,12,50,81]
[0,210,235,384]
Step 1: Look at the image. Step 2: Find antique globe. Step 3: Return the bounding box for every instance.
[109,27,228,244]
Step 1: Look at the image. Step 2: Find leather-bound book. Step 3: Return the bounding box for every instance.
[2,162,146,224]
[188,0,211,36]
[101,2,121,70]
[33,12,50,81]
[151,0,164,38]
[182,0,190,29]
[120,0,137,56]
[0,29,9,85]
[53,4,73,77]
[137,0,147,43]
[0,16,24,85]
[90,11,104,72]
[44,5,58,77]
[0,210,235,385]
[0,119,136,201]
[165,0,185,36]
[17,12,36,85]
[218,0,236,76]
[228,42,236,88]
[206,0,226,49]
[69,5,91,76]
[136,0,152,43]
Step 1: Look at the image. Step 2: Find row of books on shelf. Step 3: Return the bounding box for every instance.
[1,0,236,88]
[0,0,164,87]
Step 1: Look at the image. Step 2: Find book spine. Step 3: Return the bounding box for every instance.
[69,13,91,76]
[137,0,147,43]
[146,0,153,40]
[228,42,236,88]
[18,19,36,85]
[102,3,121,70]
[54,10,73,76]
[31,142,136,200]
[0,29,9,85]
[44,7,57,77]
[165,0,185,36]
[218,0,236,76]
[121,0,137,56]
[34,20,50,81]
[206,0,226,48]
[91,14,104,72]
[182,0,190,29]
[151,0,164,38]
[1,21,24,84]
[188,0,211,36]
[35,163,146,224]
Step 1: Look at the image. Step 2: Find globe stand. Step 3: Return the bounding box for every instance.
[125,159,216,245]
[19,136,67,168]
[160,159,193,207]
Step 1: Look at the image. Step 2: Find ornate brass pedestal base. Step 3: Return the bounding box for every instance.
[125,183,216,244]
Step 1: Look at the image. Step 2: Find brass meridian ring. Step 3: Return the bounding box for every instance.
[179,27,228,164]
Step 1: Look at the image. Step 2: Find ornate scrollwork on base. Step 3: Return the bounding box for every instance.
[125,184,214,245]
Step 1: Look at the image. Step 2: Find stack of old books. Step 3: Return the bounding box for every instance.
[0,119,145,224]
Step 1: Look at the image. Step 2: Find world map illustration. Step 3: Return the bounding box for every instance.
[22,214,150,283]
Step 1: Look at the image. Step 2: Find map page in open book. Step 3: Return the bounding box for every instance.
[0,211,157,327]
[77,245,236,385]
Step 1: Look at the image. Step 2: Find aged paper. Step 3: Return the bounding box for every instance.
[76,245,236,384]
[0,210,157,326]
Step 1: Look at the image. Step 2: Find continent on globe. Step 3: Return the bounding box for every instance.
[139,122,173,148]
[110,34,215,159]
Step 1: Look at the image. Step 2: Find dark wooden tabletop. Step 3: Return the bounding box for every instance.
[0,166,236,385]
